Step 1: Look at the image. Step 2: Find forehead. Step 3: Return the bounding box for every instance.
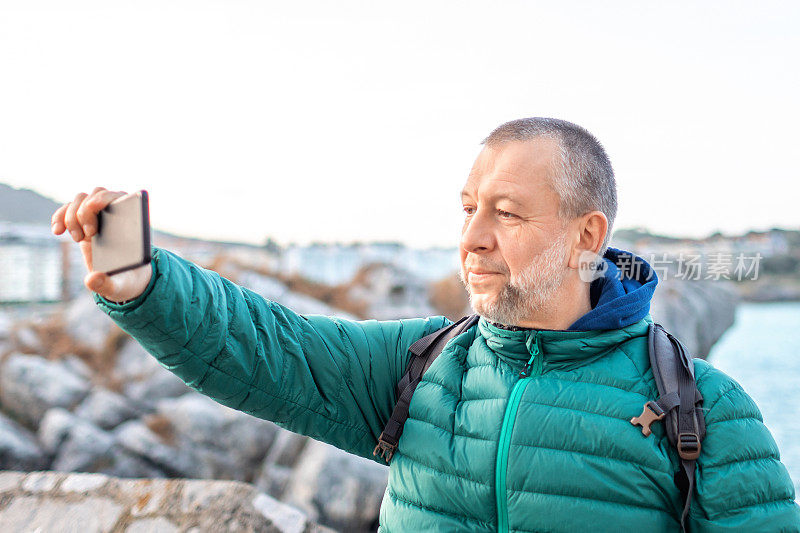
[462,138,560,204]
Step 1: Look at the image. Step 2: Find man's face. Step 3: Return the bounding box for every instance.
[459,139,573,325]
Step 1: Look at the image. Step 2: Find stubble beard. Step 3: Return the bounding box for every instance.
[460,231,571,327]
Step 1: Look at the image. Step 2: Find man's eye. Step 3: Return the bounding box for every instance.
[463,206,476,216]
[498,209,516,219]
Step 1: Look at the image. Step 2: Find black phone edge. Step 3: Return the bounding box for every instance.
[104,189,152,276]
[141,189,151,265]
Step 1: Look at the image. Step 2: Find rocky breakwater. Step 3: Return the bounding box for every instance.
[649,276,739,358]
[0,471,333,533]
[0,287,388,532]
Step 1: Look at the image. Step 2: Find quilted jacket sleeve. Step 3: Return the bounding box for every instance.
[689,359,800,531]
[93,246,452,462]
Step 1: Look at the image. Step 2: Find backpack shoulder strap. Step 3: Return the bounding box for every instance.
[631,323,706,532]
[373,314,480,463]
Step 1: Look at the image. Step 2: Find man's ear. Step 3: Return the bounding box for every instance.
[567,211,608,269]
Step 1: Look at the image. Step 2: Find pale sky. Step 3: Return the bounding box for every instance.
[1,1,798,247]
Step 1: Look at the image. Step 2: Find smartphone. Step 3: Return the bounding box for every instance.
[91,190,152,275]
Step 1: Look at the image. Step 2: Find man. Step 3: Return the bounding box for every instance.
[52,118,799,531]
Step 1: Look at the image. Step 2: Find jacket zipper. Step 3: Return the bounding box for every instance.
[496,332,541,533]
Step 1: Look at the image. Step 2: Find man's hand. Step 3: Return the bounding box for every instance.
[51,186,152,303]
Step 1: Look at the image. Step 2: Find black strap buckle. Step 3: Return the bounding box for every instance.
[678,432,701,460]
[373,433,398,463]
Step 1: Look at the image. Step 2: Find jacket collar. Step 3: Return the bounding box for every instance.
[472,245,658,371]
[477,315,652,371]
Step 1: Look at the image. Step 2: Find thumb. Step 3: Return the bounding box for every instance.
[84,262,152,302]
[84,271,117,300]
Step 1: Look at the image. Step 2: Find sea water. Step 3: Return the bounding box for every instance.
[707,301,800,495]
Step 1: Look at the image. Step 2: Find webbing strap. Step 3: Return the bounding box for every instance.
[645,324,705,533]
[374,314,479,463]
[655,391,680,413]
[395,315,473,398]
[676,458,697,532]
[675,334,700,532]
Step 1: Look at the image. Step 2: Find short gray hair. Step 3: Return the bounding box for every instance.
[480,117,617,257]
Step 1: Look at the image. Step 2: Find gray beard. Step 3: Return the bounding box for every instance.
[459,232,570,327]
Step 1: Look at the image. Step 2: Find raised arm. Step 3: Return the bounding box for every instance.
[94,246,451,462]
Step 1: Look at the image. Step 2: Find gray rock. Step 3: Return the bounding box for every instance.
[126,478,169,517]
[263,430,310,468]
[255,430,310,496]
[13,325,43,353]
[114,340,189,405]
[104,449,168,479]
[113,339,160,381]
[74,388,143,430]
[122,371,189,405]
[0,495,124,532]
[21,471,60,493]
[38,408,113,471]
[283,440,388,532]
[155,393,279,480]
[650,278,738,357]
[38,408,163,479]
[59,472,108,493]
[348,262,437,320]
[0,411,47,471]
[258,464,295,499]
[125,517,179,533]
[179,479,243,513]
[0,353,91,428]
[0,471,332,533]
[109,393,278,482]
[38,407,75,454]
[113,419,198,478]
[169,478,328,533]
[61,355,94,381]
[65,294,116,354]
[252,492,309,533]
[689,281,738,355]
[0,471,23,493]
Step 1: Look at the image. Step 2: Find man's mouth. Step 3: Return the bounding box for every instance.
[467,270,500,283]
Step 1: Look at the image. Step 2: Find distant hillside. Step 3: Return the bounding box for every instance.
[613,225,800,245]
[0,182,263,248]
[0,183,61,225]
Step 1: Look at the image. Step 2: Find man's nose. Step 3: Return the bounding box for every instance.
[461,211,495,254]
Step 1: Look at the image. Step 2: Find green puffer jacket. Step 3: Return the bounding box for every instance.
[94,246,800,532]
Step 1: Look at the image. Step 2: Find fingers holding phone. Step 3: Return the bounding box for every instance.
[51,187,153,303]
[79,188,131,240]
[51,187,125,242]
